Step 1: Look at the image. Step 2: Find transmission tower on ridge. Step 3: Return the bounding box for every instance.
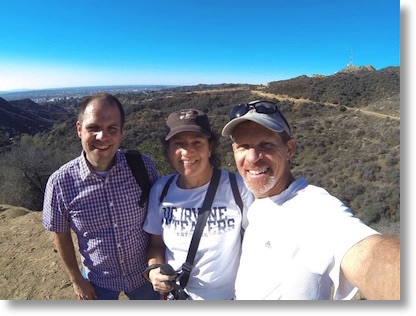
[348,49,353,68]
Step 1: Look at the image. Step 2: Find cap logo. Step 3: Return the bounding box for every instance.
[179,110,198,120]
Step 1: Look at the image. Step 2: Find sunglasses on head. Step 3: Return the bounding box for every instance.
[229,100,291,131]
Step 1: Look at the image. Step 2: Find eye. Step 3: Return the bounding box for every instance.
[172,141,183,147]
[233,143,249,152]
[108,126,120,133]
[86,126,99,133]
[260,142,275,150]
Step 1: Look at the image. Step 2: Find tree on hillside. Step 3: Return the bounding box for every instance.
[136,137,174,177]
[0,135,78,210]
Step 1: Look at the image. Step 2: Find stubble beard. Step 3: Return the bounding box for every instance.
[244,175,277,198]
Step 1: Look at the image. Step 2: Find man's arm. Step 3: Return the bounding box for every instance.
[341,234,400,300]
[54,231,97,299]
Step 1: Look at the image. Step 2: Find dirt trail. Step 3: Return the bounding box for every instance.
[251,90,400,121]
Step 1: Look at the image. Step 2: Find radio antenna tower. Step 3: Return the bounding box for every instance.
[348,49,353,68]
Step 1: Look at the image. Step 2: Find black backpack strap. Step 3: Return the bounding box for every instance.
[179,168,222,289]
[124,149,151,207]
[228,171,243,213]
[159,174,176,204]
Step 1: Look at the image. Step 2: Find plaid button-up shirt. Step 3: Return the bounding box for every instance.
[43,150,158,292]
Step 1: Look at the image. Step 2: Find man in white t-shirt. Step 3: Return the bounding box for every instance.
[222,100,400,300]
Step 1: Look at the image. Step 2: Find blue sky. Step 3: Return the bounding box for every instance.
[0,0,403,91]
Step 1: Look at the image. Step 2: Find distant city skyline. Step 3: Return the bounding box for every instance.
[0,84,174,101]
[0,0,402,92]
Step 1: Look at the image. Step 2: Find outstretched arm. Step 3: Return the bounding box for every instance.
[341,234,400,300]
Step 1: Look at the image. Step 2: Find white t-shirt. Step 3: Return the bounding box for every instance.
[235,177,379,300]
[143,169,254,300]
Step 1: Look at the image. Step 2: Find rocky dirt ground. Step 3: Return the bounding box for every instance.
[0,204,77,300]
[0,204,378,301]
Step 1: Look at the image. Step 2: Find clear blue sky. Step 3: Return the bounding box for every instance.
[0,0,402,91]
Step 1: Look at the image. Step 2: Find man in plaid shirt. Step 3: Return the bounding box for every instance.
[43,93,160,300]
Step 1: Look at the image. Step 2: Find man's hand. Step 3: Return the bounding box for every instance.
[72,277,98,300]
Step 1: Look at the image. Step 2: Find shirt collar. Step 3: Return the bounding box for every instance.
[269,177,308,205]
[79,151,93,181]
[79,150,123,181]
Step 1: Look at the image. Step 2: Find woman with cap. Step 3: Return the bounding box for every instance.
[142,108,254,300]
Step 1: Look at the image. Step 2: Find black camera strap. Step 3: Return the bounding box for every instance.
[178,167,221,289]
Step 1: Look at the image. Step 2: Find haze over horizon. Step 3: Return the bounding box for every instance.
[0,0,402,92]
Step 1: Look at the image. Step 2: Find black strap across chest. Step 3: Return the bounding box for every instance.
[178,167,221,288]
[158,168,243,289]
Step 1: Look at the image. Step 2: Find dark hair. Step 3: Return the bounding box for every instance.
[78,93,125,127]
[207,132,221,168]
[162,130,221,169]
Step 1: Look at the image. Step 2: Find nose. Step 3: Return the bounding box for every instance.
[180,143,194,154]
[95,130,107,141]
[246,147,263,162]
[180,147,193,157]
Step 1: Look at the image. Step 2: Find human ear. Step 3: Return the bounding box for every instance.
[76,121,82,139]
[286,138,297,160]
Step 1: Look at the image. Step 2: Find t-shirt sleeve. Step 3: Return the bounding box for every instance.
[143,176,171,235]
[327,203,380,300]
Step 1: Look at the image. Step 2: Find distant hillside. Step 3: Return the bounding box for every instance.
[0,67,400,233]
[0,97,73,147]
[0,66,400,146]
[266,66,400,115]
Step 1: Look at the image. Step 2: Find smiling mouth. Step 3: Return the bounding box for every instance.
[247,167,268,175]
[94,145,111,151]
[182,160,197,166]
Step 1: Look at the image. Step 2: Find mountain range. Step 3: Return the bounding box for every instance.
[0,66,400,234]
[0,65,399,145]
